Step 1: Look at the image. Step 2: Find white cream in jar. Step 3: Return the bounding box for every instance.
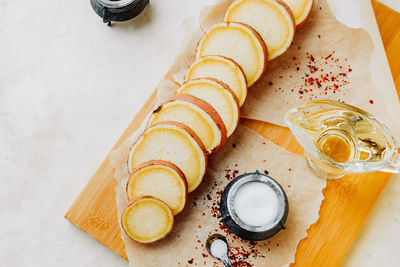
[233,181,279,226]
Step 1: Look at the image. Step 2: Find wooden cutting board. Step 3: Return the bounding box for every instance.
[65,1,400,266]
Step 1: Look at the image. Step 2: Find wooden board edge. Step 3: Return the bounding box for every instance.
[64,2,400,265]
[64,90,159,259]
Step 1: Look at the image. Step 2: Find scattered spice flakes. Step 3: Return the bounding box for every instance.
[369,99,374,104]
[264,170,269,175]
[201,164,276,266]
[281,49,353,101]
[228,246,254,267]
[188,258,194,264]
[232,143,237,148]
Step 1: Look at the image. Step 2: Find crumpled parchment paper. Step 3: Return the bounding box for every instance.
[111,124,326,266]
[162,0,400,142]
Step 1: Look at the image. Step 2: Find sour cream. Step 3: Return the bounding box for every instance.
[210,239,228,258]
[233,182,279,227]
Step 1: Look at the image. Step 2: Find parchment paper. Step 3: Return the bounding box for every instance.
[240,0,400,140]
[161,0,400,142]
[111,125,326,266]
[108,0,400,265]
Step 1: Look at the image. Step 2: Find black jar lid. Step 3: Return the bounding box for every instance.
[90,0,149,25]
[220,171,289,241]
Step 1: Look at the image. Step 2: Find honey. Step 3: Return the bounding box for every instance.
[285,100,399,179]
[316,130,354,163]
[293,105,391,163]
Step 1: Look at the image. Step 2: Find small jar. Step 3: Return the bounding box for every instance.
[90,0,149,25]
[220,171,289,241]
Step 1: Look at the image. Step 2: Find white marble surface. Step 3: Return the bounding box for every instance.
[0,0,399,266]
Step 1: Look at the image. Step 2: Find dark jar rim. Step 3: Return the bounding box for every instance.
[90,0,149,23]
[220,171,289,241]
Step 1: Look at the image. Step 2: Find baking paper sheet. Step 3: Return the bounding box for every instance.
[164,0,400,142]
[111,125,326,266]
[109,0,399,265]
[240,0,400,141]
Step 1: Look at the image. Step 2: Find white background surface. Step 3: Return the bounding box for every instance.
[0,0,399,266]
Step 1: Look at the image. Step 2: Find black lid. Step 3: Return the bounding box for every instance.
[90,0,149,25]
[220,171,289,241]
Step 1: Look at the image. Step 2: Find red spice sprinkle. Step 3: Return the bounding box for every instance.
[198,225,202,228]
[280,50,354,100]
[292,56,297,60]
[205,164,288,266]
[262,142,266,144]
[369,100,374,104]
[188,258,194,264]
[288,185,291,188]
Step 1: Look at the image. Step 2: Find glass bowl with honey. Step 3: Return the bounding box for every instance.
[285,99,399,179]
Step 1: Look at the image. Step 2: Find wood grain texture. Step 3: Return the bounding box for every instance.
[373,1,400,90]
[65,2,400,265]
[65,91,158,259]
[240,121,393,267]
